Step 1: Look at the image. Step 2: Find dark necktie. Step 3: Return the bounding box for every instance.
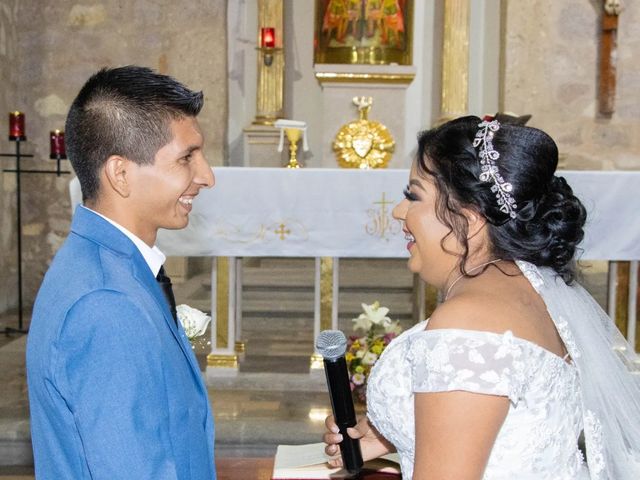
[156,265,177,325]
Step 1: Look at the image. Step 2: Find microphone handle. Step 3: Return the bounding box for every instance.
[323,356,364,475]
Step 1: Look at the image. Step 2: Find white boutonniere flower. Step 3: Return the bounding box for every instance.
[176,304,211,341]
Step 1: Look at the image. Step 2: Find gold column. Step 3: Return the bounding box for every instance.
[254,0,284,125]
[320,258,334,332]
[310,257,335,369]
[207,257,238,368]
[440,0,470,121]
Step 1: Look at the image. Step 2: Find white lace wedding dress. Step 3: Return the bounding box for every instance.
[367,261,592,479]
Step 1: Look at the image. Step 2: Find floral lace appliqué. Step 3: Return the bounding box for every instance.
[583,410,606,478]
[516,260,545,292]
[555,316,581,359]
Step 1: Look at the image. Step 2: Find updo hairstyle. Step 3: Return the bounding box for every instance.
[416,116,587,284]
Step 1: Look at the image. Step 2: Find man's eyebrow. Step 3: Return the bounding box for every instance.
[178,145,200,156]
[409,179,426,191]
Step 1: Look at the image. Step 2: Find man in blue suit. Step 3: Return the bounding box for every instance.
[26,66,216,479]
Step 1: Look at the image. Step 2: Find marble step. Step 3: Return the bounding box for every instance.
[241,258,413,289]
[240,290,414,317]
[240,314,417,335]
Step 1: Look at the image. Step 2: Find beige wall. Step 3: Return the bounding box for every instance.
[0,1,19,313]
[501,0,640,170]
[0,1,227,312]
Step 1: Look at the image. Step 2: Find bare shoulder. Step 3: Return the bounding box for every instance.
[427,290,510,334]
[426,270,566,357]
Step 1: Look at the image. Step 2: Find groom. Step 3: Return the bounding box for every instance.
[26,66,216,479]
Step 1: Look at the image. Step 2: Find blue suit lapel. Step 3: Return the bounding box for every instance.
[132,260,208,392]
[70,206,208,396]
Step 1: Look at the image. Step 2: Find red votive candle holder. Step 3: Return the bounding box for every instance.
[9,111,26,141]
[49,130,66,159]
[261,27,275,48]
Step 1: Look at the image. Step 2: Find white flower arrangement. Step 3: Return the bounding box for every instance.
[346,301,402,402]
[176,304,211,342]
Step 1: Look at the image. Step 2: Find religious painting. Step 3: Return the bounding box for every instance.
[314,0,413,65]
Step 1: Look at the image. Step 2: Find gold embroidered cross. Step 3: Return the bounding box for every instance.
[365,192,401,240]
[274,223,291,240]
[374,192,393,212]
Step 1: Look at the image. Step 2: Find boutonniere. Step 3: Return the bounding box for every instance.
[176,304,211,345]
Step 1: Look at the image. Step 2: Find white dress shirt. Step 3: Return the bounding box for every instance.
[80,205,166,277]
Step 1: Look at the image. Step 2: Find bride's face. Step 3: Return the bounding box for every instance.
[392,163,462,288]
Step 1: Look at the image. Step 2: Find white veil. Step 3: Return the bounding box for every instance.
[518,261,640,479]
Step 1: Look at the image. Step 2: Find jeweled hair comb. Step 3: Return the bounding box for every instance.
[473,119,518,219]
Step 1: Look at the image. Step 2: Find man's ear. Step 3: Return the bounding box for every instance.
[103,155,131,198]
[463,207,487,240]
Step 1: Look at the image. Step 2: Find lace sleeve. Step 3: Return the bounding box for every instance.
[408,329,529,404]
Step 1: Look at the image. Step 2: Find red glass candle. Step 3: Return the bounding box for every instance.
[9,111,26,141]
[49,130,67,159]
[261,27,275,48]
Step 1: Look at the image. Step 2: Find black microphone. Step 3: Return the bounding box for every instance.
[316,330,363,477]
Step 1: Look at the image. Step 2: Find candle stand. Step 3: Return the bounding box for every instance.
[1,139,70,335]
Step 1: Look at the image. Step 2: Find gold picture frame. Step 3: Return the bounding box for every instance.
[314,0,413,65]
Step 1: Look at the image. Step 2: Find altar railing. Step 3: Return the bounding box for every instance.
[70,168,640,370]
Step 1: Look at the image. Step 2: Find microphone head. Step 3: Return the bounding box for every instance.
[316,330,348,360]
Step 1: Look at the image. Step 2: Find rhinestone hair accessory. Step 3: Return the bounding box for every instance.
[473,119,517,219]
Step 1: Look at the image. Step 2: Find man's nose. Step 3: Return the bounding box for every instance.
[195,156,215,188]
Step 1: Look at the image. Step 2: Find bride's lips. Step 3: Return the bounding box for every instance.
[403,228,415,251]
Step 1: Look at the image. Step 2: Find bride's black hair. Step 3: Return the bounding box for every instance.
[416,115,587,284]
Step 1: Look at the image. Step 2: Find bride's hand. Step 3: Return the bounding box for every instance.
[322,415,395,467]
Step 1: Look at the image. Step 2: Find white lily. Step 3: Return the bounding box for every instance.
[176,304,211,340]
[362,301,391,325]
[353,301,393,333]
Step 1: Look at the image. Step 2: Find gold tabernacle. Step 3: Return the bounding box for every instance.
[333,96,395,169]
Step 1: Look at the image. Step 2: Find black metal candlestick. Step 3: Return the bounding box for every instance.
[1,139,70,336]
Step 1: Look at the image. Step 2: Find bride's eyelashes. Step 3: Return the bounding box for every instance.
[403,186,419,202]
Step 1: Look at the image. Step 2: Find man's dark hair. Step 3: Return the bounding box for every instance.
[65,66,204,202]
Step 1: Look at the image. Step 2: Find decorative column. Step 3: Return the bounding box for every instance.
[254,0,284,124]
[207,257,239,374]
[242,0,286,166]
[310,257,339,370]
[417,0,470,318]
[439,0,470,122]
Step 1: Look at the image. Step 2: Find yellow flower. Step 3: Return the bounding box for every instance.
[355,365,365,374]
[345,352,355,362]
[371,344,383,355]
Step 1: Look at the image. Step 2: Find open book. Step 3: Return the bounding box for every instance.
[272,443,401,479]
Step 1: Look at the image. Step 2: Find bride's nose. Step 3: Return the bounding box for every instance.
[392,200,407,221]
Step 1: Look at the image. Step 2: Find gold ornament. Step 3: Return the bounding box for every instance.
[333,97,394,169]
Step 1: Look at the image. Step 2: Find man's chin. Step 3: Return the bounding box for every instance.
[161,217,190,231]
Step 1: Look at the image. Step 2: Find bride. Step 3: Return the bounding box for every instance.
[323,116,640,479]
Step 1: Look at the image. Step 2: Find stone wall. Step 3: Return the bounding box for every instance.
[0,1,19,313]
[502,0,640,170]
[0,1,227,312]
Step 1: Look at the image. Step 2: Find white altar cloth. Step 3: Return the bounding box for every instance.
[70,168,640,261]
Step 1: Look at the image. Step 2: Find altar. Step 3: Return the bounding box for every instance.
[70,168,640,370]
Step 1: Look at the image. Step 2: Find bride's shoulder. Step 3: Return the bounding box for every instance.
[426,290,515,335]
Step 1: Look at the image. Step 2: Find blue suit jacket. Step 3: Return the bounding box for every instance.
[27,206,216,479]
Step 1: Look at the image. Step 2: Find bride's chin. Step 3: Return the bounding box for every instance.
[406,258,419,273]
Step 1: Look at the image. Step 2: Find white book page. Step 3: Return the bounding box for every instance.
[274,443,401,469]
